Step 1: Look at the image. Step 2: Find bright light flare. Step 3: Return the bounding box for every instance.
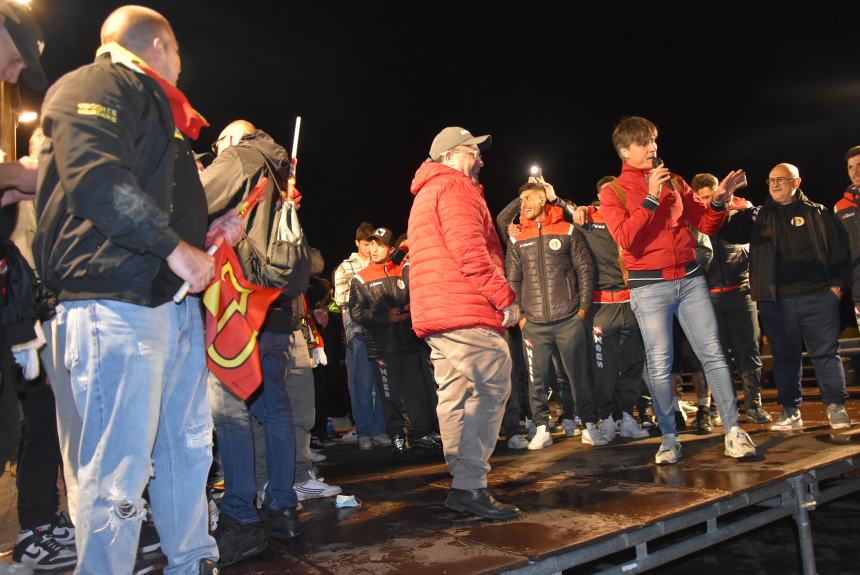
[18,111,38,123]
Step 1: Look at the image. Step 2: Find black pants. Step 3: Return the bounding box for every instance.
[502,327,528,437]
[522,315,595,426]
[373,349,439,438]
[711,289,763,410]
[588,302,645,419]
[17,373,62,529]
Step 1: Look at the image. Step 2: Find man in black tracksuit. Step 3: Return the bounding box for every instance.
[575,186,652,444]
[349,228,440,453]
[506,182,601,448]
[691,173,771,425]
[721,163,851,431]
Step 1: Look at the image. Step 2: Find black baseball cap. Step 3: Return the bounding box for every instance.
[0,0,46,90]
[371,227,393,247]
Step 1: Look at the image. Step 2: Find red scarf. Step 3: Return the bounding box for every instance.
[137,62,209,140]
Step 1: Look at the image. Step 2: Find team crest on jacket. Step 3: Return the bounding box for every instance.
[791,216,805,227]
[549,238,562,250]
[397,279,405,290]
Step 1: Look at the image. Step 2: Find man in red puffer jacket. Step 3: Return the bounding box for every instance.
[407,126,521,521]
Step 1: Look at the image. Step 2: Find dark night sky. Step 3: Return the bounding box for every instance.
[20,0,860,276]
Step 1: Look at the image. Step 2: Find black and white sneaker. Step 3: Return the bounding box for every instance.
[12,525,77,571]
[50,511,75,548]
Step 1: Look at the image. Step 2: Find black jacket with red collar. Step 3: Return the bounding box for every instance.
[835,186,860,303]
[507,205,594,325]
[348,260,421,358]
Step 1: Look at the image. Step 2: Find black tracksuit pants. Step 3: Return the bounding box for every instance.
[522,314,595,426]
[588,302,645,419]
[711,289,763,410]
[373,349,439,439]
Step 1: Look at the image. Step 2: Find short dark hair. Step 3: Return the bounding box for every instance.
[596,175,615,194]
[691,173,719,191]
[518,182,546,196]
[355,222,375,242]
[846,146,860,162]
[612,116,658,158]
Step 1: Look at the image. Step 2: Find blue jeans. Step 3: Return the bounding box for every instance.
[758,290,848,409]
[208,331,298,524]
[62,299,216,575]
[345,332,386,437]
[629,275,740,435]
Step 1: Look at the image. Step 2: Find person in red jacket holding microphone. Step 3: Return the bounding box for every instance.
[407,127,521,520]
[598,116,757,465]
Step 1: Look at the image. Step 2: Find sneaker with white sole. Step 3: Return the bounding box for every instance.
[619,411,650,439]
[827,403,851,430]
[294,477,342,501]
[582,422,608,446]
[655,434,682,465]
[507,434,529,450]
[770,407,803,431]
[310,449,327,462]
[724,426,757,458]
[561,418,581,437]
[49,511,74,548]
[745,407,773,424]
[358,435,373,450]
[598,416,615,443]
[339,430,359,443]
[372,434,392,447]
[527,425,553,450]
[524,417,537,440]
[678,399,698,417]
[13,525,77,571]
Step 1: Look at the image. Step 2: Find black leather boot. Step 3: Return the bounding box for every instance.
[263,505,301,539]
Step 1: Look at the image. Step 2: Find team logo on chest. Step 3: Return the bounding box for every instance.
[397,279,405,290]
[791,216,805,227]
[548,238,562,251]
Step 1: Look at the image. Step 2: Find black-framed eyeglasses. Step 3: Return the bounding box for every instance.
[210,135,227,155]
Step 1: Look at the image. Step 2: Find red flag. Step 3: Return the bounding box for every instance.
[203,237,281,399]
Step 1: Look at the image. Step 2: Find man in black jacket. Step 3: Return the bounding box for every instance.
[722,163,851,431]
[33,6,237,574]
[507,181,601,449]
[349,227,440,454]
[692,173,771,425]
[202,120,318,565]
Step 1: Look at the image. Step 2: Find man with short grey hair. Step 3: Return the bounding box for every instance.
[407,127,521,520]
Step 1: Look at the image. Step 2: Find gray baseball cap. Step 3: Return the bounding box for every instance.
[428,126,491,161]
[0,0,46,90]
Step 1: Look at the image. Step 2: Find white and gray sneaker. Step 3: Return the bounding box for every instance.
[13,525,77,571]
[724,426,757,458]
[827,403,851,430]
[619,412,650,439]
[598,416,616,443]
[655,434,682,465]
[770,407,803,431]
[294,472,342,501]
[527,425,553,450]
[507,434,529,449]
[562,418,581,437]
[524,417,537,440]
[582,422,608,446]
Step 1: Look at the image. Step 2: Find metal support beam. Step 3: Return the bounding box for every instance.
[791,475,818,575]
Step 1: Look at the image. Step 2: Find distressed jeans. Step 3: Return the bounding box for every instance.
[630,275,740,435]
[62,299,216,575]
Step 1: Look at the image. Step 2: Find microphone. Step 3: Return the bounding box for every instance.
[652,157,676,191]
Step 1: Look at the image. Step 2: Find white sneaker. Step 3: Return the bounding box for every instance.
[678,399,698,417]
[507,434,529,449]
[582,422,608,446]
[770,407,803,431]
[294,477,342,501]
[339,430,359,443]
[310,449,327,463]
[598,416,616,443]
[724,426,757,458]
[655,434,682,465]
[562,418,581,437]
[827,403,851,430]
[527,425,553,450]
[619,411,650,439]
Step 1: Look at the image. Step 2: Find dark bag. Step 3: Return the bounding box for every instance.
[234,149,310,298]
